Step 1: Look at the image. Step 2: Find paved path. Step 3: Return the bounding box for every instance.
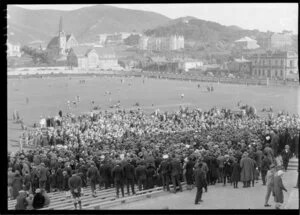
[110,169,298,210]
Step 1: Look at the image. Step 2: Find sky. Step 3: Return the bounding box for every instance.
[15,4,298,33]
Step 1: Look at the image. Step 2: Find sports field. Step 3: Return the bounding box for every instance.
[7,76,300,151]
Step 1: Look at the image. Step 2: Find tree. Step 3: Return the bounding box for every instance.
[124,34,140,46]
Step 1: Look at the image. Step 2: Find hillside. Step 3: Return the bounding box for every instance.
[7,5,170,45]
[144,17,267,50]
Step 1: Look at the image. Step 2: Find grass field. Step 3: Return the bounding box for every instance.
[7,76,300,152]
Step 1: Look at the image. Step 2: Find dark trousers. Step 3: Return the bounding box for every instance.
[261,170,267,185]
[125,178,135,195]
[171,175,182,193]
[218,167,224,182]
[162,173,170,191]
[233,181,238,188]
[90,180,97,193]
[195,186,203,204]
[104,179,110,189]
[138,178,147,191]
[115,180,124,197]
[283,159,289,171]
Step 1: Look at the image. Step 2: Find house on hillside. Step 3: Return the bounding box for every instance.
[47,16,78,58]
[7,41,21,57]
[234,37,260,50]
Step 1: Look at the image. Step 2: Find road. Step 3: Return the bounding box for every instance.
[109,169,298,210]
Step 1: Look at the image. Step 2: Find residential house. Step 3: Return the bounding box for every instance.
[234,37,260,50]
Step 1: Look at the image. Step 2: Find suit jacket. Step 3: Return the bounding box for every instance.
[158,160,170,175]
[123,163,135,180]
[87,166,99,182]
[135,165,147,180]
[39,166,48,181]
[112,165,124,182]
[170,158,182,176]
[281,149,292,161]
[194,167,206,188]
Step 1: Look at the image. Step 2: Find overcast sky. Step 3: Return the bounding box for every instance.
[15,4,298,33]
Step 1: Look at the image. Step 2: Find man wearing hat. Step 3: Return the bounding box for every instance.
[68,171,83,209]
[264,164,276,207]
[194,162,206,205]
[38,163,48,190]
[87,162,100,197]
[158,155,171,192]
[281,145,292,171]
[170,154,183,193]
[135,160,147,191]
[240,152,254,188]
[112,161,125,198]
[123,158,136,195]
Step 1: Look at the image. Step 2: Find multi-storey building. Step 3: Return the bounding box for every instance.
[251,51,298,80]
[139,35,184,51]
[257,31,293,50]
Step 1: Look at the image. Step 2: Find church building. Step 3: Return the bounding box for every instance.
[47,16,78,58]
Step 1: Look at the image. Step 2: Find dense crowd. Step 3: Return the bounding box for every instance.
[8,105,299,210]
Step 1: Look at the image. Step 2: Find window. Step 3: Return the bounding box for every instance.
[263,70,265,76]
[267,70,271,77]
[280,70,283,77]
[290,60,294,67]
[275,60,277,65]
[281,60,283,66]
[269,60,271,65]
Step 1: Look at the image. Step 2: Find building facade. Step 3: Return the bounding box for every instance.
[257,31,293,50]
[7,41,21,57]
[139,35,184,51]
[68,46,120,70]
[251,51,298,80]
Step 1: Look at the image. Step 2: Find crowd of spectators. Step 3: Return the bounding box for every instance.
[8,105,299,209]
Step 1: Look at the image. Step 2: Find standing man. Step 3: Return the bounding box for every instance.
[170,154,182,193]
[261,153,271,186]
[281,145,292,171]
[194,162,205,205]
[135,160,147,191]
[38,163,48,190]
[68,171,83,210]
[264,164,276,207]
[123,159,135,195]
[158,155,171,192]
[240,152,254,188]
[112,161,125,198]
[87,162,99,197]
[270,130,279,157]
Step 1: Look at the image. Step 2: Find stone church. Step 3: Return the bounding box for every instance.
[47,16,78,59]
